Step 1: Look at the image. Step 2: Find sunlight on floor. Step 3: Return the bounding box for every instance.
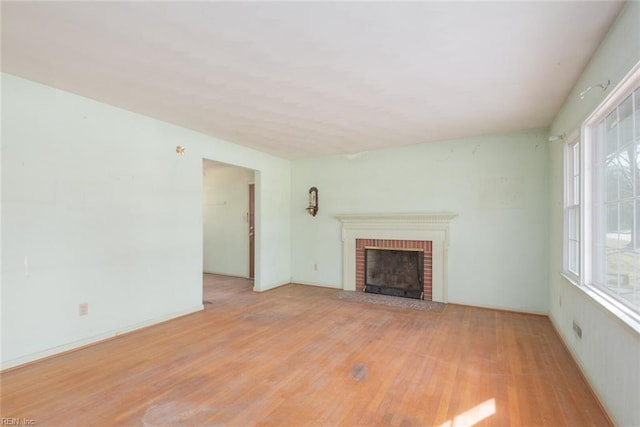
[438,398,496,427]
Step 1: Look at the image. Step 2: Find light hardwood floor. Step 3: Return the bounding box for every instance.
[0,274,611,426]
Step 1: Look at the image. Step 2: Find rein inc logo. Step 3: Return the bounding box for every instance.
[1,419,35,425]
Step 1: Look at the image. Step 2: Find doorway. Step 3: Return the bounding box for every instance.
[202,159,256,281]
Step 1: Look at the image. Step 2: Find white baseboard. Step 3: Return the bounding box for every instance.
[448,300,548,316]
[253,280,290,292]
[292,280,343,290]
[1,304,203,371]
[203,270,250,279]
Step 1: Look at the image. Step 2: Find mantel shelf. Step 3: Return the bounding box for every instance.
[335,212,458,224]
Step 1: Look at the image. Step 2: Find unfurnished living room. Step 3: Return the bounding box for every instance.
[1,1,639,426]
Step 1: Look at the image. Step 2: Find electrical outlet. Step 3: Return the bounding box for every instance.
[79,302,88,316]
[559,296,562,307]
[314,263,318,271]
[572,320,582,339]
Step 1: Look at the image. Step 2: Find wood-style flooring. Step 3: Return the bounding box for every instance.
[0,274,611,426]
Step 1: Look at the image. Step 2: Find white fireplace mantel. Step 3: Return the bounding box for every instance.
[335,212,458,302]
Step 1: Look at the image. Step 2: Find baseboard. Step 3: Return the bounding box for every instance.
[253,280,290,292]
[448,300,548,316]
[291,280,343,290]
[548,314,617,427]
[203,270,250,279]
[1,304,204,372]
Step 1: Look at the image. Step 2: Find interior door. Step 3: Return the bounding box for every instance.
[249,184,255,279]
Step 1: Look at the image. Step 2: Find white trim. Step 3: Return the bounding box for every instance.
[253,279,290,292]
[1,305,204,371]
[460,301,547,317]
[335,212,457,303]
[292,280,343,289]
[203,271,251,280]
[578,59,640,316]
[563,134,581,278]
[335,212,458,224]
[583,60,640,126]
[561,273,640,335]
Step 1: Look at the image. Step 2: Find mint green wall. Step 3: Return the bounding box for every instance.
[548,3,640,426]
[291,129,550,313]
[1,73,291,368]
[2,5,638,422]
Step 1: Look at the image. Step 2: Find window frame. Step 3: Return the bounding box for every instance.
[563,135,581,282]
[580,61,640,319]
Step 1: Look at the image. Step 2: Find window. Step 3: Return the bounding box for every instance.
[575,63,640,315]
[564,138,580,279]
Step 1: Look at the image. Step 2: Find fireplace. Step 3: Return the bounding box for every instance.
[336,213,457,303]
[365,247,424,299]
[356,239,432,299]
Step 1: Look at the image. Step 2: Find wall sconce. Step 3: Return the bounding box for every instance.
[176,145,185,155]
[307,187,318,217]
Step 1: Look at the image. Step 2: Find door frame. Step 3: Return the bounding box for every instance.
[249,183,255,279]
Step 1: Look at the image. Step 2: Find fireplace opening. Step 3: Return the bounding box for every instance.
[364,247,424,300]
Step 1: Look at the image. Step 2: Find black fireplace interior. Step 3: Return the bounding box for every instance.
[364,248,424,300]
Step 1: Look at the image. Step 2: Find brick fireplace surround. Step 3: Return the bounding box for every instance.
[335,213,457,303]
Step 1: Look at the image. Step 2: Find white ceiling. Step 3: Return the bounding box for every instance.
[1,1,625,159]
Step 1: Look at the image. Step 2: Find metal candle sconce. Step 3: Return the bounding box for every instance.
[307,187,318,217]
